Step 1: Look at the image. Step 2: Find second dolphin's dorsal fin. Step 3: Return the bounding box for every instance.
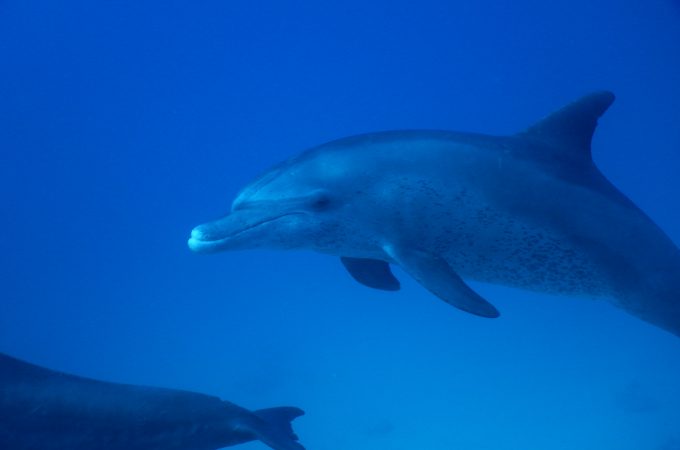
[519,91,615,162]
[248,407,306,450]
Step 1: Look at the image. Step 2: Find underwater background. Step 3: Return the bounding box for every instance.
[1,0,679,449]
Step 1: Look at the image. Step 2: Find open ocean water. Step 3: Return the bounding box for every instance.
[1,1,679,449]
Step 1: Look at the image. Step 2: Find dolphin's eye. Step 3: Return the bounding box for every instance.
[309,192,333,211]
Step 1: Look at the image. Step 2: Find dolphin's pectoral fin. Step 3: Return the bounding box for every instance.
[384,245,500,318]
[340,257,400,291]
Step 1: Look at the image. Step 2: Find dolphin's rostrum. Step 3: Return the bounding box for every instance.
[189,92,680,337]
[0,352,305,450]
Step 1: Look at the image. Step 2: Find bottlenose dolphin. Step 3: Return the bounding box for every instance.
[0,352,305,450]
[188,92,680,337]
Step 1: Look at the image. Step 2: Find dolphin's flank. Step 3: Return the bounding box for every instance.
[189,92,680,337]
[0,352,306,450]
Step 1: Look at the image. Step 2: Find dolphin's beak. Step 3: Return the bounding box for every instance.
[188,209,300,253]
[188,218,232,253]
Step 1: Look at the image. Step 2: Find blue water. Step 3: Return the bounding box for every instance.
[1,1,679,449]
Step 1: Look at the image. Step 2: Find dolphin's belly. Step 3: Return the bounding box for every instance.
[431,207,614,298]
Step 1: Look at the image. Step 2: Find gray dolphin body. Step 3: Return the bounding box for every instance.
[0,352,305,450]
[189,92,680,337]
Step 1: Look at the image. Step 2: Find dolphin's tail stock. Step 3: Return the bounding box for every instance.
[248,406,306,450]
[623,288,680,338]
[655,293,680,338]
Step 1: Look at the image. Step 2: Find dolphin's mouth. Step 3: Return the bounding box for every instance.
[187,211,300,253]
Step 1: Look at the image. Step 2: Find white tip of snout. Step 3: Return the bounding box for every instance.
[187,237,201,252]
[187,228,208,252]
[190,227,205,241]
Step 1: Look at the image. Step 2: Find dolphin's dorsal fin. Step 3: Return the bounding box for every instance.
[520,91,615,161]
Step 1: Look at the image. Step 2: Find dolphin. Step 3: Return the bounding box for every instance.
[0,352,305,450]
[188,92,680,337]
